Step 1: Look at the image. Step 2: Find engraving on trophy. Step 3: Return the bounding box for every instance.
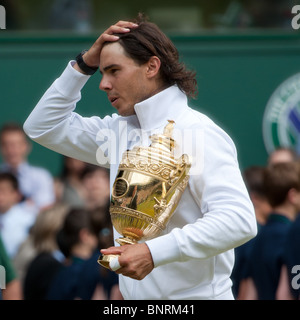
[98,120,192,269]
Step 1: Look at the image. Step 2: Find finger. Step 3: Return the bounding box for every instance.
[114,21,139,28]
[101,34,120,42]
[103,27,130,37]
[101,246,124,255]
[95,22,138,47]
[104,22,138,35]
[95,27,127,45]
[109,257,121,271]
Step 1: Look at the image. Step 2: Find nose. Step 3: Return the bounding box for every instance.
[99,76,112,92]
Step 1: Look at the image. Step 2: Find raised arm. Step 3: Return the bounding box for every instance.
[23,21,138,166]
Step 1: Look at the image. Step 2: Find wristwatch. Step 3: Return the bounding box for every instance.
[75,50,98,75]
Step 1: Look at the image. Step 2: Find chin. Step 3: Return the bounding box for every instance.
[118,108,135,117]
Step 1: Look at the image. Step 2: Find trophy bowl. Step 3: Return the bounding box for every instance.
[98,120,191,269]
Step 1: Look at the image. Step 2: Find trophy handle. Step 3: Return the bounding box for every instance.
[98,237,137,269]
[97,253,119,269]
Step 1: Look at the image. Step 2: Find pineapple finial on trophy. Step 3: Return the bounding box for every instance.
[163,120,175,138]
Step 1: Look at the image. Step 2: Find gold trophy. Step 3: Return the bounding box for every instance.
[98,120,191,269]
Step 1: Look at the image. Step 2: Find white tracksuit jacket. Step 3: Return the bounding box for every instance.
[23,61,257,300]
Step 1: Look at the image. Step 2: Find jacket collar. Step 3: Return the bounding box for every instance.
[134,85,189,131]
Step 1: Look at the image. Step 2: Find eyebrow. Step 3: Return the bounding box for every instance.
[99,64,120,75]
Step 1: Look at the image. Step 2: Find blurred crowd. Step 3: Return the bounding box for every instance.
[232,147,300,300]
[0,122,300,300]
[0,122,121,300]
[2,0,295,32]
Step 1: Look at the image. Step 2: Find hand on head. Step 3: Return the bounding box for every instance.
[78,21,138,70]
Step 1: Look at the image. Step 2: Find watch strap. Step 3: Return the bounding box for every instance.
[75,50,98,75]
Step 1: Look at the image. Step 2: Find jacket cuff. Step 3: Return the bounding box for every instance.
[53,61,91,98]
[146,232,182,267]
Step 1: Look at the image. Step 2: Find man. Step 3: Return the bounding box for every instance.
[23,15,257,299]
[267,147,298,166]
[0,234,22,300]
[231,166,271,299]
[0,172,35,258]
[0,123,55,214]
[248,162,300,299]
[276,213,300,300]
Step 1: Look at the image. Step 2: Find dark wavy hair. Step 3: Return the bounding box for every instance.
[264,161,300,207]
[56,208,98,258]
[112,13,198,99]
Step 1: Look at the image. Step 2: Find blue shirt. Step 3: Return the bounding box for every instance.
[0,203,35,258]
[249,213,292,300]
[46,256,86,300]
[283,214,300,299]
[75,250,119,300]
[231,223,262,298]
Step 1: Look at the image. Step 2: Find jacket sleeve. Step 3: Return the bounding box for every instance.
[146,120,257,267]
[23,61,113,167]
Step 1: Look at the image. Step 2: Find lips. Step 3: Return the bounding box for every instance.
[108,96,119,106]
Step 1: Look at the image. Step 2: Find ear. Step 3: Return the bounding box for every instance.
[146,56,161,79]
[249,191,266,208]
[287,188,299,205]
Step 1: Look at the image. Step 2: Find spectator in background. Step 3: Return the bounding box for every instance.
[267,147,298,166]
[276,209,300,300]
[267,148,300,300]
[231,165,271,299]
[76,205,122,300]
[23,204,69,300]
[58,156,87,207]
[0,234,22,300]
[81,164,110,210]
[0,172,35,259]
[248,161,300,299]
[12,230,36,288]
[235,148,298,300]
[243,166,271,226]
[46,208,99,300]
[0,123,55,214]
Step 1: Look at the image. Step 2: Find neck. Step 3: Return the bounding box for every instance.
[272,204,297,221]
[71,244,92,260]
[134,85,188,131]
[255,210,268,225]
[139,83,169,106]
[0,204,14,214]
[6,162,21,171]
